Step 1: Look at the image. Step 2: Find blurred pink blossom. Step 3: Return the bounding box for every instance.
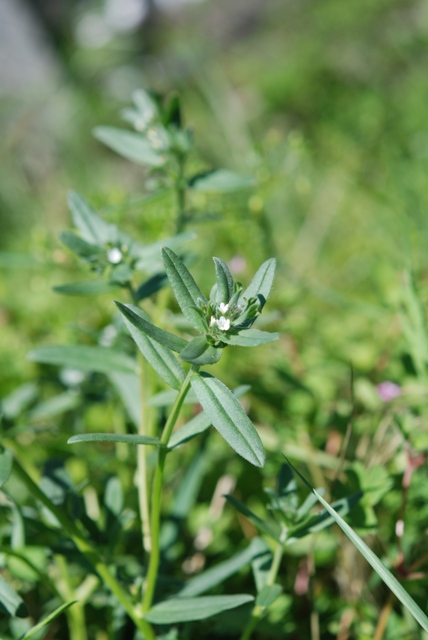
[377,381,402,402]
[228,256,246,275]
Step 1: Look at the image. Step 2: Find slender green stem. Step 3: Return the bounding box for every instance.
[239,534,285,640]
[12,458,155,640]
[55,555,88,640]
[137,352,155,554]
[142,366,197,612]
[175,154,187,232]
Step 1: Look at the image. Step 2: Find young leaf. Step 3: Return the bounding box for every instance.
[240,258,276,309]
[178,537,268,597]
[20,600,77,639]
[179,336,223,366]
[0,450,13,488]
[144,595,253,624]
[162,247,207,332]
[213,257,234,303]
[188,169,255,193]
[115,302,187,353]
[287,459,428,634]
[67,191,114,245]
[68,433,163,446]
[0,574,28,617]
[28,345,136,375]
[225,494,281,541]
[220,329,279,347]
[94,127,166,167]
[190,373,265,467]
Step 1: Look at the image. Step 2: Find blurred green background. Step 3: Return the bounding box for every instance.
[2,1,428,638]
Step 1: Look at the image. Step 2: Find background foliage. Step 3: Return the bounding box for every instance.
[1,1,428,638]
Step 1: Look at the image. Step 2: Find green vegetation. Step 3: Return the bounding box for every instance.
[1,2,428,638]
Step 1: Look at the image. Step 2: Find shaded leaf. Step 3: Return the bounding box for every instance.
[0,574,28,617]
[59,231,103,261]
[144,595,253,624]
[190,373,265,467]
[189,169,255,193]
[68,433,163,446]
[225,494,281,541]
[108,372,141,427]
[68,191,113,245]
[0,450,13,488]
[94,126,165,167]
[28,345,136,375]
[53,281,119,296]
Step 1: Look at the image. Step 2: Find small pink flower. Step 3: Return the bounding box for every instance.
[228,256,246,275]
[377,381,401,402]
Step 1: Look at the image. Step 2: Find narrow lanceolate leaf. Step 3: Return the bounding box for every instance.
[68,433,163,446]
[286,493,362,542]
[117,304,186,390]
[59,231,103,261]
[68,191,113,245]
[94,126,165,167]
[213,257,234,303]
[240,258,276,309]
[28,345,136,375]
[0,574,28,617]
[287,460,428,634]
[162,247,207,332]
[168,385,250,449]
[179,337,223,366]
[178,537,267,597]
[144,595,254,624]
[21,600,77,639]
[0,450,13,488]
[221,329,279,347]
[53,281,119,296]
[225,494,281,542]
[188,169,255,193]
[190,373,265,467]
[115,303,187,353]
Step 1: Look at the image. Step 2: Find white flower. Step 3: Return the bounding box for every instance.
[216,316,230,331]
[218,302,229,313]
[107,247,122,264]
[210,316,216,327]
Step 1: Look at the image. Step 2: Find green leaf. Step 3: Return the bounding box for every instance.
[213,257,234,303]
[144,595,253,624]
[28,345,136,375]
[29,391,80,421]
[132,231,195,273]
[240,258,276,309]
[191,373,265,467]
[168,385,250,449]
[162,247,207,332]
[286,493,362,542]
[178,537,268,597]
[221,329,279,347]
[225,494,281,541]
[1,383,38,419]
[20,600,77,639]
[287,460,428,634]
[179,337,223,366]
[255,584,283,608]
[53,280,119,296]
[251,540,273,592]
[189,169,255,193]
[108,372,141,427]
[59,231,103,261]
[115,302,187,353]
[0,574,28,617]
[68,433,163,446]
[94,126,166,167]
[136,273,168,300]
[68,191,114,245]
[0,450,13,488]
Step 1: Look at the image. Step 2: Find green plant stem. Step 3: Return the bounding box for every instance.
[137,352,155,554]
[55,555,88,640]
[175,154,187,232]
[239,536,285,640]
[12,458,155,640]
[142,366,197,612]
